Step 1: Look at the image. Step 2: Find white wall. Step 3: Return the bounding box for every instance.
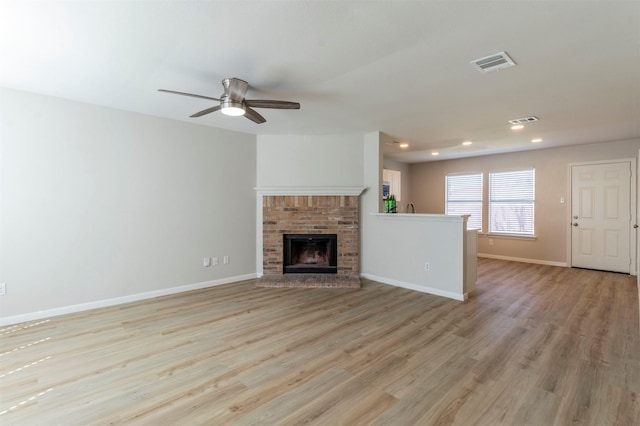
[362,214,468,300]
[362,134,468,300]
[257,133,365,187]
[0,88,257,321]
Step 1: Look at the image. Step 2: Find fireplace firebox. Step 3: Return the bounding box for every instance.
[283,234,337,274]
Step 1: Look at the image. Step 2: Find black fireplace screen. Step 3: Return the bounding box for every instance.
[283,234,337,274]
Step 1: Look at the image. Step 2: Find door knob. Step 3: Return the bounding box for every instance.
[573,223,578,227]
[635,224,639,229]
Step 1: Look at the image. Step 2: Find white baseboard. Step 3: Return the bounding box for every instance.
[360,273,465,301]
[0,274,257,327]
[478,253,568,267]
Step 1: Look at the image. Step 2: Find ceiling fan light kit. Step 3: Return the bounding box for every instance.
[220,100,246,116]
[159,78,299,123]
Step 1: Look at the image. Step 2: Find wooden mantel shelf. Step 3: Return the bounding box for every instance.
[255,186,367,196]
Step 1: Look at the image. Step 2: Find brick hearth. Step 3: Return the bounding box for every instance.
[262,195,360,282]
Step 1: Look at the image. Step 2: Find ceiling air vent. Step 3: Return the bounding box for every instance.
[471,51,516,73]
[508,116,539,125]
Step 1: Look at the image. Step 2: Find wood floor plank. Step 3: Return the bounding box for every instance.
[510,386,562,426]
[1,259,639,425]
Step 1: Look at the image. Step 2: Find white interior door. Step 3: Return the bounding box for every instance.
[571,161,632,273]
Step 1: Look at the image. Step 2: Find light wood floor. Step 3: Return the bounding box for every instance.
[1,259,639,425]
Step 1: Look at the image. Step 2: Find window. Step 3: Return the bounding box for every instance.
[489,169,535,235]
[446,173,483,230]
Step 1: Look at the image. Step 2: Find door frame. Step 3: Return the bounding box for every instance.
[566,158,637,275]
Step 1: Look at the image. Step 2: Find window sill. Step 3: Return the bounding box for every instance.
[484,233,537,241]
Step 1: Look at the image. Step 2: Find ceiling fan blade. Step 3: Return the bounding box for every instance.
[158,89,220,102]
[245,100,300,109]
[190,105,221,118]
[244,107,266,124]
[223,78,249,100]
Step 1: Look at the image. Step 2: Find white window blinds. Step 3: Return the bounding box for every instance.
[489,169,535,235]
[446,173,483,230]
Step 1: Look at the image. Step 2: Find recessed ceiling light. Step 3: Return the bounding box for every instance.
[432,152,439,156]
[531,138,542,143]
[462,141,472,146]
[399,143,409,148]
[511,124,524,130]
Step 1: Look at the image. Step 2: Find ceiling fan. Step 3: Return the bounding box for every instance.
[158,78,300,124]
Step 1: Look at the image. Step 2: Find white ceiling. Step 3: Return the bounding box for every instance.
[1,1,639,163]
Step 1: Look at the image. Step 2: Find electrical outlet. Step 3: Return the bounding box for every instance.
[488,239,494,246]
[0,283,6,296]
[223,256,230,264]
[424,262,430,271]
[203,257,211,267]
[212,257,219,266]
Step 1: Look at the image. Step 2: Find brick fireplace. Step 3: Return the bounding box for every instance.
[258,190,363,288]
